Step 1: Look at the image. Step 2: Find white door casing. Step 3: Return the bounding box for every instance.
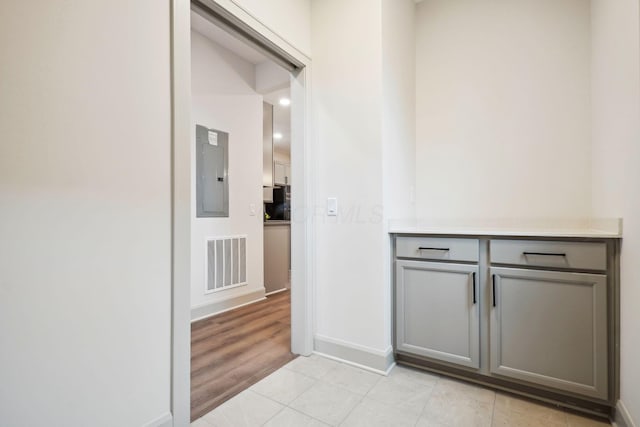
[170,0,314,425]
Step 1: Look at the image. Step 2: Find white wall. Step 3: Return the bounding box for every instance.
[190,30,265,315]
[256,58,291,94]
[310,0,416,364]
[382,0,416,223]
[415,0,592,220]
[311,0,388,352]
[0,1,171,426]
[274,150,291,164]
[381,0,417,348]
[591,0,640,424]
[229,0,311,57]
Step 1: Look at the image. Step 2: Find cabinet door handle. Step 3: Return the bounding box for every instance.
[523,252,566,257]
[492,274,497,307]
[472,272,477,304]
[418,247,450,251]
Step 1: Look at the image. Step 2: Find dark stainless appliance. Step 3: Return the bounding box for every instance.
[265,186,290,221]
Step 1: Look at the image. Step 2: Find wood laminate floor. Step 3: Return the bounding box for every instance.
[190,290,296,422]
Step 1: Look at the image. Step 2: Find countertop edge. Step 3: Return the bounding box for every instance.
[388,218,623,239]
[264,221,291,226]
[389,228,622,239]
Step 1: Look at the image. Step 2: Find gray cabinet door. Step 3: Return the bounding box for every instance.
[396,260,480,369]
[490,267,608,399]
[264,224,291,293]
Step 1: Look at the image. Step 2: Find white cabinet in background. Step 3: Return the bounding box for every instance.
[274,162,290,186]
[263,102,274,187]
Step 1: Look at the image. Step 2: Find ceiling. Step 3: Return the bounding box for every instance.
[190,9,291,155]
[191,10,268,65]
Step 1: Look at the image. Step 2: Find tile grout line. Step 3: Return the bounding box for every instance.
[363,373,384,399]
[306,377,367,426]
[205,361,612,427]
[243,390,286,426]
[259,400,286,427]
[287,359,382,426]
[280,359,364,426]
[335,368,386,425]
[413,375,441,427]
[335,392,365,426]
[287,406,330,426]
[489,391,497,427]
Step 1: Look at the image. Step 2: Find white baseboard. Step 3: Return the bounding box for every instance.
[615,400,637,427]
[142,412,172,427]
[265,288,289,296]
[191,288,266,322]
[314,334,395,374]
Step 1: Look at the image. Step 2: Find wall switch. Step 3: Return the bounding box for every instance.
[327,197,338,216]
[207,130,218,146]
[249,204,257,216]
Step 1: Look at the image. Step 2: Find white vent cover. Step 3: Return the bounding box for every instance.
[206,236,247,293]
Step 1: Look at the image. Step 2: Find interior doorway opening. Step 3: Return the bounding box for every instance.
[187,3,305,421]
[263,87,293,297]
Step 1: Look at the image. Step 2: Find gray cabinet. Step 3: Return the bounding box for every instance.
[396,260,480,369]
[396,236,479,262]
[393,233,619,412]
[264,223,291,293]
[490,267,608,399]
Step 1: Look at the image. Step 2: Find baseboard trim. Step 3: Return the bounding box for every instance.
[265,288,288,296]
[313,334,394,374]
[615,400,637,427]
[191,288,266,322]
[142,412,172,427]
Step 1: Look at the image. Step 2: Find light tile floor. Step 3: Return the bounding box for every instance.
[192,354,611,427]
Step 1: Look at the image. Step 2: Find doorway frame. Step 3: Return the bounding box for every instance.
[170,0,314,425]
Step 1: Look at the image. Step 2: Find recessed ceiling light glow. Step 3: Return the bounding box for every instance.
[273,132,283,140]
[279,98,291,107]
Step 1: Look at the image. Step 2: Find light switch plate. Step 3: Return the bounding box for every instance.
[249,204,257,216]
[207,130,218,146]
[327,197,338,216]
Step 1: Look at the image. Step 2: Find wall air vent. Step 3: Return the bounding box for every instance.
[205,236,247,293]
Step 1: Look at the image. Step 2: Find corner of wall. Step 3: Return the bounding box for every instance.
[616,400,638,427]
[314,334,394,374]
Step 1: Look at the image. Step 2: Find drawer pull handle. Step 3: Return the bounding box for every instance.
[418,247,450,251]
[472,272,477,304]
[492,274,497,307]
[523,252,566,257]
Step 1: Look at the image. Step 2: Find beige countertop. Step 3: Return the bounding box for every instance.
[264,220,291,226]
[389,218,622,238]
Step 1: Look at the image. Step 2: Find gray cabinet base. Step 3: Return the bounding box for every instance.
[395,352,613,420]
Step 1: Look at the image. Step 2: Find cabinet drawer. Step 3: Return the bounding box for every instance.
[396,237,479,262]
[490,240,606,271]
